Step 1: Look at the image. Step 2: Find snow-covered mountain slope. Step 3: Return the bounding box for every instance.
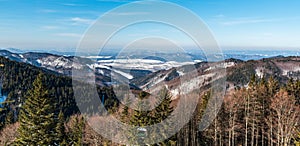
[0,50,90,75]
[0,50,25,63]
[131,61,233,99]
[95,59,197,72]
[132,56,300,99]
[0,50,202,86]
[1,49,300,96]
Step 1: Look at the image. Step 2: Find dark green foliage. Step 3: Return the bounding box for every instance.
[1,55,299,145]
[264,61,281,77]
[153,88,173,122]
[127,89,175,145]
[267,76,279,96]
[130,101,153,127]
[0,56,78,127]
[4,110,14,125]
[227,61,256,85]
[15,73,57,145]
[56,110,66,145]
[128,102,153,145]
[296,131,300,146]
[175,91,211,146]
[67,115,85,146]
[286,78,300,104]
[226,58,292,86]
[152,88,175,145]
[120,96,131,122]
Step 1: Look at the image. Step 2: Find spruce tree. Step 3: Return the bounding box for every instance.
[121,96,131,122]
[249,74,257,87]
[129,92,154,145]
[130,92,153,127]
[56,110,66,145]
[15,73,57,145]
[153,88,173,122]
[296,132,300,146]
[130,101,153,126]
[267,76,279,96]
[4,110,14,125]
[152,88,174,145]
[68,115,84,146]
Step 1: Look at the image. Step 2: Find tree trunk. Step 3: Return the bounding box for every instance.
[251,120,255,146]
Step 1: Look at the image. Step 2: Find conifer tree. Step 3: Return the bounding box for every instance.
[4,110,14,125]
[295,131,300,146]
[153,88,173,122]
[15,73,57,145]
[130,92,153,127]
[130,101,153,126]
[121,96,131,122]
[249,74,257,88]
[129,92,154,145]
[267,76,279,96]
[56,110,66,145]
[153,88,175,145]
[68,115,84,146]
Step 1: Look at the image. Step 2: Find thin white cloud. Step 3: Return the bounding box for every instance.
[219,17,300,26]
[70,17,94,25]
[67,10,101,15]
[213,14,225,18]
[41,26,60,30]
[221,18,277,26]
[61,3,85,7]
[56,33,82,38]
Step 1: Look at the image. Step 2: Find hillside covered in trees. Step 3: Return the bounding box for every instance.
[0,56,299,145]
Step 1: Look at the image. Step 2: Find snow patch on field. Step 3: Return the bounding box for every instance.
[170,89,180,100]
[141,74,168,89]
[166,73,218,99]
[177,71,185,76]
[113,69,133,80]
[87,63,134,79]
[86,56,112,59]
[225,62,235,68]
[36,59,41,64]
[95,59,195,72]
[88,64,111,70]
[282,66,300,76]
[255,67,264,78]
[205,62,234,72]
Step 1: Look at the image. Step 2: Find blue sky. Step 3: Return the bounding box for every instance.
[0,0,300,51]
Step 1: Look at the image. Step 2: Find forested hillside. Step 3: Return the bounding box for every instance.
[0,56,299,145]
[198,76,300,146]
[0,56,78,123]
[0,57,120,145]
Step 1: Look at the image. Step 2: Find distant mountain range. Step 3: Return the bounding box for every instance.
[0,49,201,87]
[1,49,300,98]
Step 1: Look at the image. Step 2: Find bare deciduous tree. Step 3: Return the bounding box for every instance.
[267,89,300,146]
